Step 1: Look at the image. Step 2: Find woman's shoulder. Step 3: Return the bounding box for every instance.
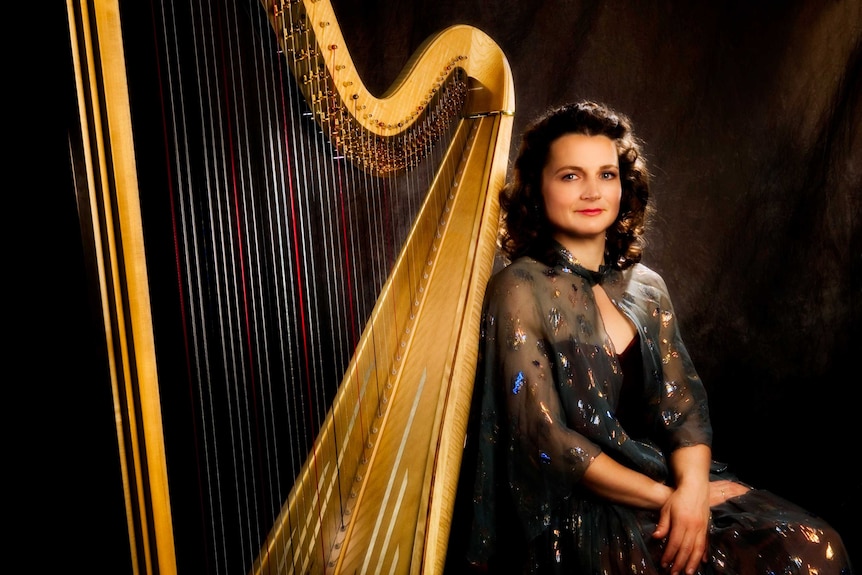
[484,256,547,302]
[620,262,672,299]
[489,255,545,283]
[625,262,664,283]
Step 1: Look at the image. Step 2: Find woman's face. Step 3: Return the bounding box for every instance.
[540,133,621,244]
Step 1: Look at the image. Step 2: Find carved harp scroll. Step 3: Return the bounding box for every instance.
[66,0,514,573]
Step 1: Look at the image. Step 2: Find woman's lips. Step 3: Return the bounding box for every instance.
[578,209,603,216]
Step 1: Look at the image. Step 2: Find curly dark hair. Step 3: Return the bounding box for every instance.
[499,101,652,269]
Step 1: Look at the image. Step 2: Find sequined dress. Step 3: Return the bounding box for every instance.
[460,242,853,574]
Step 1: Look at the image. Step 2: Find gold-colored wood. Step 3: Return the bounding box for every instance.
[336,113,512,575]
[66,1,177,574]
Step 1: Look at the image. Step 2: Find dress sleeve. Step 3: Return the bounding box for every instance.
[473,267,602,543]
[639,271,713,452]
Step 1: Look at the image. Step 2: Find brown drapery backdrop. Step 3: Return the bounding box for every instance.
[37,0,860,570]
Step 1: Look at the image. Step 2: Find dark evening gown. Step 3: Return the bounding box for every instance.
[455,242,853,574]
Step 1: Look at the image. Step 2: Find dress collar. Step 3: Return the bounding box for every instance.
[545,241,613,286]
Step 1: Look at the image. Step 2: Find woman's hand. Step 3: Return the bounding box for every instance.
[653,482,710,575]
[653,445,712,575]
[653,478,752,574]
[708,479,750,507]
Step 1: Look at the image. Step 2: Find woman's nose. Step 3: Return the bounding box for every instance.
[581,178,600,200]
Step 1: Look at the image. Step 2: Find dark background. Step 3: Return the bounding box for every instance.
[36,0,860,571]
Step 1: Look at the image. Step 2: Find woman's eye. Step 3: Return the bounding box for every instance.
[562,173,577,181]
[601,171,617,180]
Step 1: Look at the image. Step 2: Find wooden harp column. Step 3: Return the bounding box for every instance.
[65,0,514,573]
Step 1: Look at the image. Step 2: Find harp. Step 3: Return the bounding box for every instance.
[66,0,513,573]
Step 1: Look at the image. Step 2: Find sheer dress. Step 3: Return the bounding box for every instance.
[463,242,853,574]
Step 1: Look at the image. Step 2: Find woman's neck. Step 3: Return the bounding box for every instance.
[554,234,606,271]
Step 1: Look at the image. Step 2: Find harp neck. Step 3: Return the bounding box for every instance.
[267,1,514,174]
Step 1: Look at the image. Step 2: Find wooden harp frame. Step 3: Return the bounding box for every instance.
[65,0,514,573]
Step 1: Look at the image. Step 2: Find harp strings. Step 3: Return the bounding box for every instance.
[145,0,462,570]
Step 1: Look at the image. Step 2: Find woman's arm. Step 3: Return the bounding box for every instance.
[581,445,715,575]
[580,452,672,508]
[486,269,605,501]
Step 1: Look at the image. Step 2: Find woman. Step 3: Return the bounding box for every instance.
[461,101,852,574]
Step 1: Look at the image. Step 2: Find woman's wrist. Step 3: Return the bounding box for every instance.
[652,482,674,509]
